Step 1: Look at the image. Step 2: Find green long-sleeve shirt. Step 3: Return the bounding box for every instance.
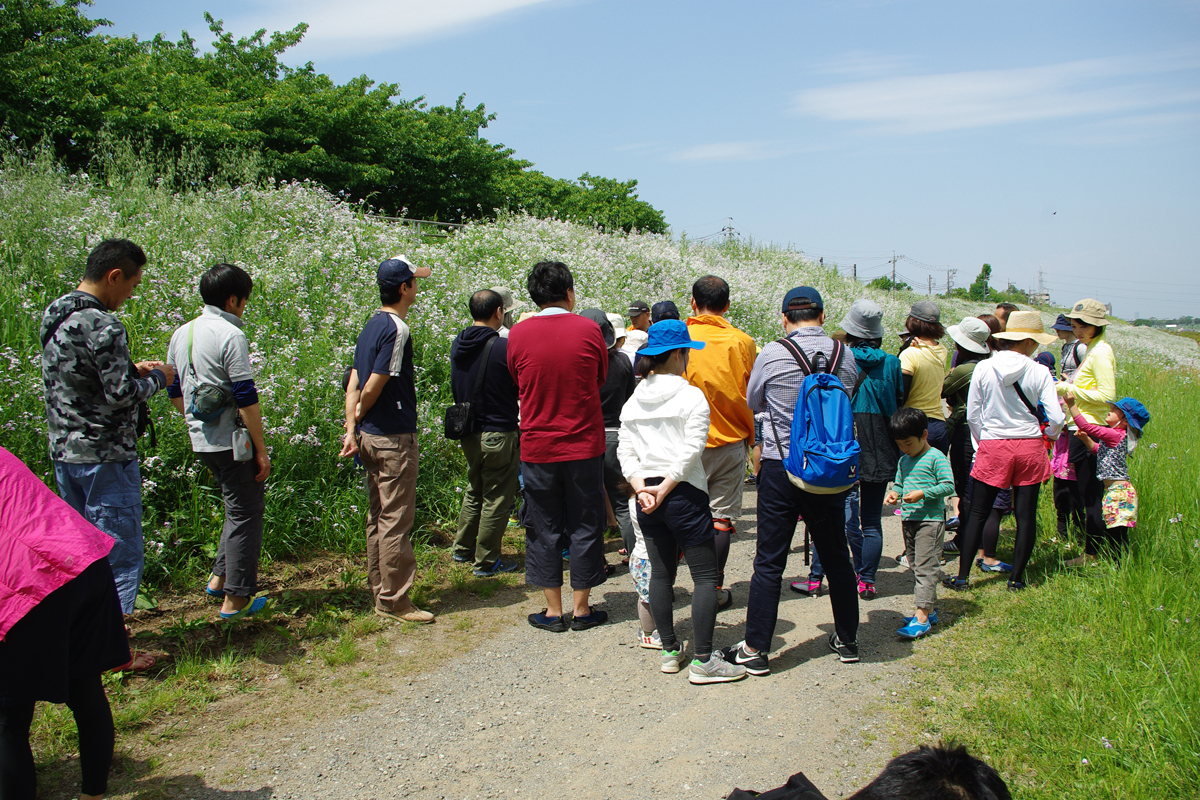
[893,446,956,521]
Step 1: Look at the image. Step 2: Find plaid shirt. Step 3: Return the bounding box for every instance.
[747,326,858,461]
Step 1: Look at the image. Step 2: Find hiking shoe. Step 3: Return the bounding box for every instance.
[942,576,970,591]
[945,516,961,532]
[377,605,434,624]
[452,553,470,563]
[570,608,608,631]
[896,552,910,569]
[789,576,822,596]
[688,651,748,684]
[718,641,770,676]
[527,610,571,632]
[1007,580,1027,592]
[976,558,1012,573]
[902,610,939,626]
[473,559,519,577]
[896,619,932,640]
[827,634,860,663]
[858,580,876,600]
[639,629,662,650]
[942,538,961,554]
[716,587,733,610]
[661,648,685,674]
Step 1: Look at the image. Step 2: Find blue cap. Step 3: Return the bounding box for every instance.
[1034,351,1056,370]
[1051,314,1073,332]
[782,286,823,312]
[1109,397,1150,433]
[637,319,706,357]
[377,255,431,287]
[651,300,680,323]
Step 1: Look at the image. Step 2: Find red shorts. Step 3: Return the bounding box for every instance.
[971,438,1050,489]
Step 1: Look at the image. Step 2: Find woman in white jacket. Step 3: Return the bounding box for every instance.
[944,312,1065,592]
[618,320,746,685]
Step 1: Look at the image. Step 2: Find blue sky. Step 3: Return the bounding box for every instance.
[92,0,1200,319]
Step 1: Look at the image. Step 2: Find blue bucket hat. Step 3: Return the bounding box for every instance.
[637,319,706,357]
[1051,313,1073,332]
[1109,397,1150,433]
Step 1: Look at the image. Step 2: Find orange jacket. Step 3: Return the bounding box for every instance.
[685,314,757,448]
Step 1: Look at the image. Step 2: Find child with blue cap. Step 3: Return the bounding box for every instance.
[1063,392,1150,563]
[617,320,747,685]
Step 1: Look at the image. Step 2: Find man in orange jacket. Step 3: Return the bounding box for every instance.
[685,275,757,609]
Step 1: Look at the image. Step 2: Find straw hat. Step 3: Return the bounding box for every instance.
[993,311,1057,345]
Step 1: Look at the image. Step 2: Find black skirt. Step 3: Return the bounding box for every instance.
[0,557,130,706]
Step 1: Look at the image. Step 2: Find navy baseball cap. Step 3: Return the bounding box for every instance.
[377,255,431,287]
[1109,397,1150,433]
[651,300,680,323]
[1051,313,1073,331]
[637,319,706,357]
[782,286,823,312]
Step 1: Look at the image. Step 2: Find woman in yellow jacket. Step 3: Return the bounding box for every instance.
[1056,299,1117,564]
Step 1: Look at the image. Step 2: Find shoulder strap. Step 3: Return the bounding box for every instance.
[776,336,817,375]
[1011,381,1044,423]
[470,337,497,409]
[828,340,846,377]
[851,367,869,399]
[39,294,108,349]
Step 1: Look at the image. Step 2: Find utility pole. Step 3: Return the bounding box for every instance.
[946,267,958,295]
[819,257,824,268]
[928,275,932,296]
[891,251,896,291]
[852,263,857,281]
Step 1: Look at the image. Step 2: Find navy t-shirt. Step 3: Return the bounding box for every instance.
[354,311,417,435]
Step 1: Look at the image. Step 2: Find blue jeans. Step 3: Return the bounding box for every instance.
[809,482,886,583]
[54,460,144,614]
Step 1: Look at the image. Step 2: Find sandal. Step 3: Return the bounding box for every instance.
[219,596,267,620]
[111,651,156,673]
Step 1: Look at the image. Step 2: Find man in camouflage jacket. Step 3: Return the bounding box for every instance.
[41,239,174,617]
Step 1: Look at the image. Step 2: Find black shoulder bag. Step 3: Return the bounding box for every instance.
[444,337,496,440]
[41,296,157,447]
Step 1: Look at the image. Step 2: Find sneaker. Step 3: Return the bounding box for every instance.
[976,558,1013,573]
[527,610,571,632]
[1007,580,1027,591]
[789,576,822,596]
[896,553,910,569]
[688,651,748,684]
[945,516,960,532]
[858,580,876,600]
[639,629,662,650]
[452,553,470,563]
[902,610,939,626]
[473,559,520,577]
[716,587,733,610]
[942,538,961,554]
[561,548,571,562]
[377,605,435,624]
[718,641,770,676]
[896,619,932,640]
[661,648,685,673]
[941,576,970,591]
[827,633,860,663]
[570,608,609,631]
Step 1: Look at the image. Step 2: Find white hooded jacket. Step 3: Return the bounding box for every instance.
[967,350,1066,446]
[617,373,711,493]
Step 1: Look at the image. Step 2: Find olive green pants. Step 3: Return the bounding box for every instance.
[454,430,521,568]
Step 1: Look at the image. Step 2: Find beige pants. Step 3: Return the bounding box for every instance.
[703,440,749,522]
[359,431,419,613]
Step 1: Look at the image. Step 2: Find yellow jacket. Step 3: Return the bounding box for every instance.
[1057,334,1115,424]
[685,315,756,448]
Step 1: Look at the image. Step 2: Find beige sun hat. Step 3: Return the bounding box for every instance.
[947,316,992,354]
[1064,298,1107,327]
[993,311,1057,346]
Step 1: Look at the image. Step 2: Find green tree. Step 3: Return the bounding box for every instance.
[968,263,993,301]
[868,276,910,292]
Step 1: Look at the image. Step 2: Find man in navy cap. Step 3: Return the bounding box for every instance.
[340,255,435,624]
[722,286,862,672]
[651,300,681,323]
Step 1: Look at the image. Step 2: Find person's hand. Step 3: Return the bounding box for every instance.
[636,489,659,513]
[136,360,163,376]
[254,450,271,482]
[902,490,925,503]
[339,431,359,459]
[156,363,176,386]
[1065,390,1077,406]
[885,491,900,505]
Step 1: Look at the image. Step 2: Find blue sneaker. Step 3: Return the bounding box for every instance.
[902,610,938,626]
[561,548,571,562]
[452,553,470,563]
[474,559,519,577]
[976,558,1013,573]
[896,619,933,639]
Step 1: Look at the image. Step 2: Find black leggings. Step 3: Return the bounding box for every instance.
[713,524,731,587]
[0,674,114,799]
[956,479,1040,584]
[1075,452,1111,556]
[980,508,1002,559]
[645,536,719,658]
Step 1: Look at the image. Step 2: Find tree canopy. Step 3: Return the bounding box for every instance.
[0,0,667,232]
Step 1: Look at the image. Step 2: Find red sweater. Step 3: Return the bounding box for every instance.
[507,312,608,463]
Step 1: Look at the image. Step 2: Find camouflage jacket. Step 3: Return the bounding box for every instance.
[41,291,165,463]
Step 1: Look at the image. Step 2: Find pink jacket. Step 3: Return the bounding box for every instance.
[1,447,114,641]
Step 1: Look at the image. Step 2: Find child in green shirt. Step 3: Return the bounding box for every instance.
[885,407,956,639]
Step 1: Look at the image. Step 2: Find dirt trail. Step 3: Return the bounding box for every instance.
[110,489,934,800]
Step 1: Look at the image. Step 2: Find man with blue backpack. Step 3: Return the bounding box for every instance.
[721,287,862,672]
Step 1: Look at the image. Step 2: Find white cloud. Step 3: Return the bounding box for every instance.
[794,54,1200,134]
[238,0,560,57]
[670,141,794,162]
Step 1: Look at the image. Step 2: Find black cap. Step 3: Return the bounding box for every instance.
[628,300,650,316]
[651,301,680,323]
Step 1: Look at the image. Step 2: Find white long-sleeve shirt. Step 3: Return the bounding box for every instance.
[617,373,711,493]
[967,350,1065,447]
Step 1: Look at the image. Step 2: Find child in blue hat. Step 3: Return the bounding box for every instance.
[1064,392,1150,562]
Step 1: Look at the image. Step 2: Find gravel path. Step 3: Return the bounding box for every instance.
[144,489,933,800]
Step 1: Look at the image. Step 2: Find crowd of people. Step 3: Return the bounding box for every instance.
[1,238,1147,796]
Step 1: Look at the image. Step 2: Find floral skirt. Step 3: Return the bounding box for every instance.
[1102,480,1138,528]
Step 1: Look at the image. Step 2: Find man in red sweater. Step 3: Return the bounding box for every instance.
[507,261,610,633]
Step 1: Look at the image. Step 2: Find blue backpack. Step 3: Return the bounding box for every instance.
[770,338,860,494]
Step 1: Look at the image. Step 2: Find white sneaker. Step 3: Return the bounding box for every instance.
[661,648,685,673]
[688,650,748,684]
[639,629,662,650]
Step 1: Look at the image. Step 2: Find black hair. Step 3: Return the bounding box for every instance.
[527,260,574,307]
[845,334,882,349]
[1075,323,1105,339]
[994,338,1026,351]
[199,263,254,309]
[341,365,353,393]
[849,743,1011,800]
[692,275,730,312]
[469,289,504,322]
[995,302,1020,313]
[905,316,945,340]
[379,280,411,305]
[956,346,990,364]
[784,307,823,324]
[635,349,680,379]
[889,406,928,440]
[977,314,1001,350]
[84,238,146,283]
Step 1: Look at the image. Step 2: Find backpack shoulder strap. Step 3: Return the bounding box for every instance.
[40,295,108,349]
[1011,380,1045,424]
[828,340,846,377]
[776,336,816,375]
